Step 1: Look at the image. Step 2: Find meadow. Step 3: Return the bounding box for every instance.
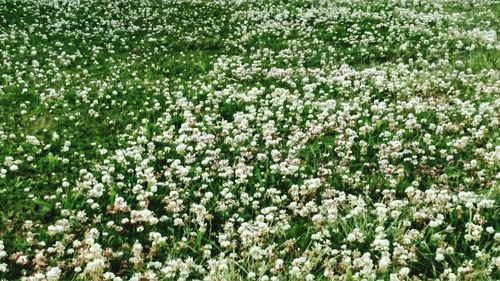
[0,0,499,280]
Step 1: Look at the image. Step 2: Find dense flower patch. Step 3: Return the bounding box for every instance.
[0,0,499,280]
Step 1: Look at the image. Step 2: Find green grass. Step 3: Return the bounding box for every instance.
[0,0,499,280]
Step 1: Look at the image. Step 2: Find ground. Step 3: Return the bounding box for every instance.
[0,0,499,280]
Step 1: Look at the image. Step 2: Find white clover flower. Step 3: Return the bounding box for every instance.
[378,254,391,271]
[176,143,187,154]
[347,228,365,243]
[46,266,62,281]
[436,248,445,262]
[9,164,18,171]
[429,214,444,228]
[0,263,7,273]
[26,135,41,146]
[130,209,158,225]
[399,267,410,277]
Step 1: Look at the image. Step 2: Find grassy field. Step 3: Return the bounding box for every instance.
[0,0,499,280]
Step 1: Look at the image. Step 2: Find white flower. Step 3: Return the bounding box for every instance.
[46,266,62,281]
[176,143,187,154]
[130,209,158,225]
[0,263,7,273]
[378,255,391,270]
